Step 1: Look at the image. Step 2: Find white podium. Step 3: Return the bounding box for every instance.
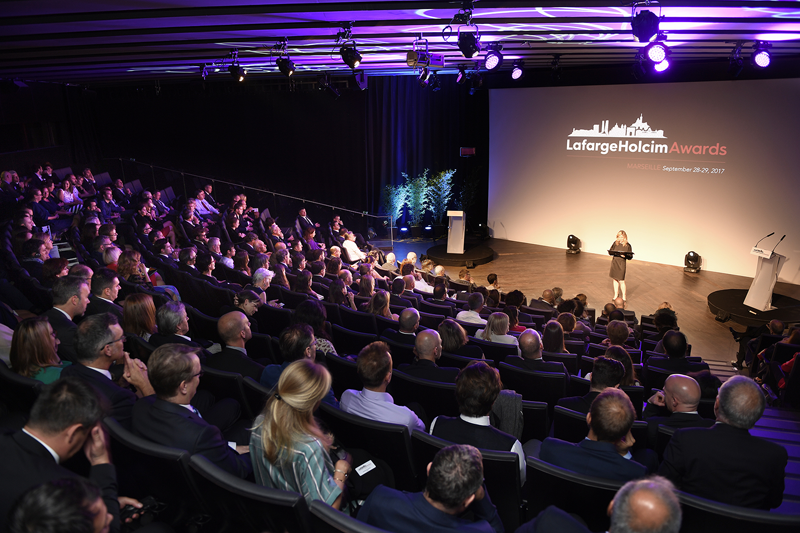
[447,210,466,254]
[743,247,785,311]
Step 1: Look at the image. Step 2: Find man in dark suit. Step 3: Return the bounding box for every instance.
[20,238,47,281]
[505,329,569,373]
[148,302,207,360]
[42,275,91,363]
[358,444,504,533]
[0,378,120,532]
[206,311,264,382]
[89,235,112,265]
[398,329,459,383]
[154,238,178,267]
[389,277,413,308]
[525,289,557,314]
[557,357,625,415]
[382,308,419,345]
[61,313,155,430]
[239,232,258,255]
[309,260,330,287]
[112,178,133,206]
[295,207,320,238]
[644,331,708,378]
[98,187,123,221]
[177,246,201,277]
[132,344,253,479]
[84,268,124,322]
[541,388,648,482]
[659,375,788,509]
[643,374,715,446]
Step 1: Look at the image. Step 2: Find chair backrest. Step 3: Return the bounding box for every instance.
[677,489,800,533]
[392,367,459,418]
[756,334,784,354]
[379,336,416,367]
[198,365,250,417]
[655,424,676,462]
[621,385,644,420]
[320,301,342,326]
[339,305,378,334]
[439,351,486,369]
[564,339,586,356]
[309,500,391,533]
[316,403,418,491]
[468,336,519,366]
[201,282,236,314]
[256,304,293,337]
[454,320,480,337]
[419,299,453,317]
[773,342,800,364]
[246,332,276,365]
[324,352,362,399]
[521,400,550,443]
[374,314,398,335]
[568,375,591,397]
[278,287,312,310]
[410,430,524,531]
[242,376,271,420]
[185,305,223,344]
[124,334,157,365]
[0,363,43,418]
[332,324,377,357]
[188,454,312,533]
[526,456,622,531]
[418,311,445,330]
[542,351,579,375]
[643,365,673,397]
[552,406,589,443]
[498,363,567,414]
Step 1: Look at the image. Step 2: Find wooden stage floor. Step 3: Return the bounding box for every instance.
[384,237,800,367]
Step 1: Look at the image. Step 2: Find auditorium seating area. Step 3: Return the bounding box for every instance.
[1,163,799,531]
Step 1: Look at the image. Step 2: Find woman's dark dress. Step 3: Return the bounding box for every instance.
[609,242,633,280]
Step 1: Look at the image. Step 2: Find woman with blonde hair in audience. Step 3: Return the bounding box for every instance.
[328,279,356,310]
[10,316,69,384]
[103,245,122,271]
[364,290,397,321]
[122,293,157,341]
[358,274,375,298]
[251,359,351,509]
[294,271,323,300]
[542,320,569,354]
[476,312,520,354]
[41,257,69,288]
[234,249,251,276]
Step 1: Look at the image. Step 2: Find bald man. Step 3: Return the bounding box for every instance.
[659,375,788,509]
[381,252,399,273]
[643,374,715,445]
[381,308,420,346]
[205,311,264,381]
[397,330,459,383]
[505,329,568,374]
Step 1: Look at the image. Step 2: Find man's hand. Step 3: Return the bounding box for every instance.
[123,353,155,397]
[648,390,666,407]
[473,484,486,502]
[84,424,111,466]
[118,497,143,523]
[236,445,250,454]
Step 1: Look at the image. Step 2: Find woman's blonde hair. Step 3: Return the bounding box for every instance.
[103,245,122,266]
[481,312,509,341]
[616,230,628,245]
[10,316,60,378]
[256,359,332,464]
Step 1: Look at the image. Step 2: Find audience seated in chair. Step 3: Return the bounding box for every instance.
[85,268,124,322]
[41,275,91,363]
[398,329,459,383]
[557,356,625,415]
[206,311,262,381]
[381,307,418,344]
[475,312,520,356]
[643,373,715,446]
[9,316,71,384]
[438,319,484,360]
[505,329,568,374]
[456,293,487,326]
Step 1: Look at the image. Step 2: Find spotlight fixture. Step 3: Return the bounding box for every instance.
[276,56,295,77]
[511,60,524,80]
[457,27,481,58]
[631,9,661,42]
[456,65,468,84]
[644,41,669,64]
[317,73,339,98]
[653,58,670,72]
[201,65,208,80]
[418,67,432,88]
[566,235,581,254]
[751,41,771,68]
[728,42,744,77]
[684,251,702,273]
[228,64,245,82]
[484,44,503,71]
[340,44,362,69]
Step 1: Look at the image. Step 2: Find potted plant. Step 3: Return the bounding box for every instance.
[403,170,429,238]
[381,182,407,240]
[426,169,456,237]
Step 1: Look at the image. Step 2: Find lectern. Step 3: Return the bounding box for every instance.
[744,247,785,311]
[447,210,465,254]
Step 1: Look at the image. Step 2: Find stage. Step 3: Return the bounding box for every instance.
[383,237,800,365]
[707,289,800,328]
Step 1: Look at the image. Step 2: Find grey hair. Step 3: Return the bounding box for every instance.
[425,444,484,510]
[156,301,186,335]
[610,476,681,533]
[252,267,274,285]
[717,375,765,429]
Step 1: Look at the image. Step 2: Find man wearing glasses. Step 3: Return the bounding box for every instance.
[61,313,154,430]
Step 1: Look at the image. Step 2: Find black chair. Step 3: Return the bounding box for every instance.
[198,365,252,418]
[498,363,567,416]
[579,355,596,377]
[242,377,271,420]
[374,314,399,335]
[279,287,312,310]
[321,301,342,326]
[622,385,645,420]
[339,306,378,334]
[773,342,800,364]
[419,299,453,317]
[0,363,42,420]
[325,352,362,399]
[521,400,550,443]
[468,337,518,367]
[454,320,481,337]
[440,351,487,369]
[103,417,201,528]
[655,424,676,462]
[17,276,53,312]
[418,311,445,330]
[186,305,223,345]
[202,282,236,315]
[564,339,586,356]
[316,403,418,491]
[526,456,622,531]
[389,369,459,421]
[379,337,416,367]
[643,366,673,398]
[552,406,589,443]
[410,430,524,531]
[246,332,276,365]
[332,325,377,356]
[135,284,171,308]
[677,490,800,533]
[124,334,157,365]
[256,304,293,337]
[568,375,591,397]
[309,500,391,533]
[697,397,716,419]
[542,351,579,375]
[188,454,313,533]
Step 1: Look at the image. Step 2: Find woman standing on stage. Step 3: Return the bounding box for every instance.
[609,230,632,302]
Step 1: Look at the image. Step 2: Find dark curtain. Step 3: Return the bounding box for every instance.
[63,85,101,168]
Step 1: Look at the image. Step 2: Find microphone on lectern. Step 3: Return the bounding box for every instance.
[754,232,774,248]
[771,235,786,253]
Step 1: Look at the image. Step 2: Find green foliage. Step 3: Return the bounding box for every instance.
[404,169,429,227]
[426,169,456,225]
[381,182,408,228]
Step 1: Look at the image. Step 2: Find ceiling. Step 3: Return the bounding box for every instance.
[3,1,800,86]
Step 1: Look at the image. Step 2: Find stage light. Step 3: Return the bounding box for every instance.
[751,42,771,68]
[458,30,481,58]
[632,10,660,42]
[511,60,524,80]
[566,235,581,254]
[728,42,744,78]
[276,56,295,77]
[684,251,701,273]
[418,67,432,88]
[340,44,362,69]
[645,42,668,63]
[456,65,468,84]
[429,73,441,91]
[228,64,245,82]
[653,59,670,72]
[484,44,503,71]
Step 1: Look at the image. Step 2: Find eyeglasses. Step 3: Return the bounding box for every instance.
[193,370,204,379]
[104,334,126,346]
